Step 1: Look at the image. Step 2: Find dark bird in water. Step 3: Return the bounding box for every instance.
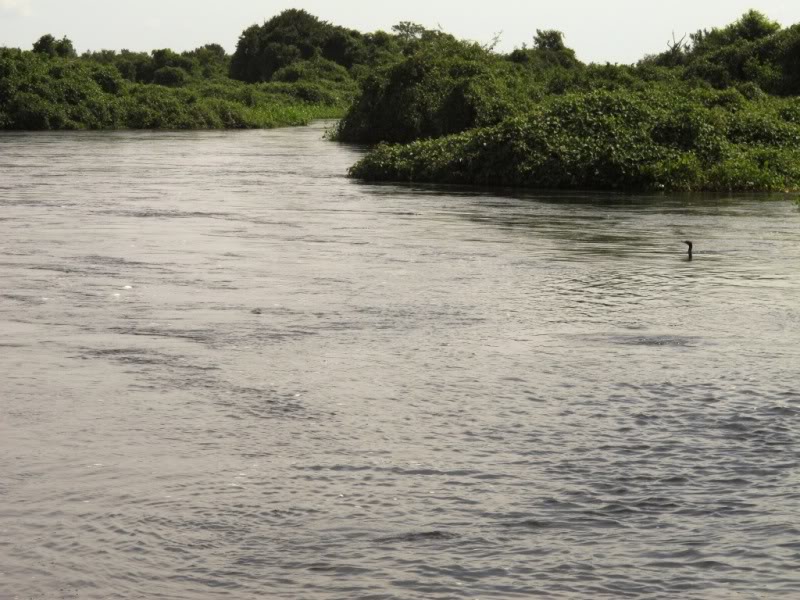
[684,240,693,260]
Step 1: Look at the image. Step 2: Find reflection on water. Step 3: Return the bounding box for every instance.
[1,123,799,599]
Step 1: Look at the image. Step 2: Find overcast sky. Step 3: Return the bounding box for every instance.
[2,0,799,64]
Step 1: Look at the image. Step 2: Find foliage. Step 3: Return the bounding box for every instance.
[645,10,800,95]
[350,87,800,192]
[341,10,800,192]
[32,34,76,58]
[229,9,399,83]
[0,42,354,130]
[509,30,582,71]
[78,45,229,85]
[392,22,427,43]
[153,66,188,87]
[334,35,543,143]
[0,50,124,129]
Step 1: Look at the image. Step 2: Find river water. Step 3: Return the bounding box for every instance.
[1,122,798,599]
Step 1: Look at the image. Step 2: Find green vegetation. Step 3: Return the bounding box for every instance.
[645,10,800,95]
[2,9,800,191]
[0,11,364,130]
[350,88,800,191]
[0,47,353,129]
[229,9,404,82]
[345,10,800,192]
[334,34,541,143]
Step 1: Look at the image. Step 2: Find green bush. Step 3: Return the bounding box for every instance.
[0,52,127,129]
[153,66,188,87]
[646,11,800,95]
[350,89,800,192]
[91,65,124,94]
[272,56,351,84]
[1,29,355,131]
[509,30,582,71]
[334,35,541,143]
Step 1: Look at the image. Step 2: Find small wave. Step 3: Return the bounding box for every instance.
[377,530,459,543]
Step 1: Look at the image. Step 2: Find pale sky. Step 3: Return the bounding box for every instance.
[1,0,799,64]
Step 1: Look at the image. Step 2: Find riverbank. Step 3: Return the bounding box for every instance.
[2,9,799,191]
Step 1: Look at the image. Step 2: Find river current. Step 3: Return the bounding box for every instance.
[1,122,799,599]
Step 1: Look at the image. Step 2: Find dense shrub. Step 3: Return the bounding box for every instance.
[334,36,542,143]
[81,45,226,85]
[340,10,800,192]
[508,30,582,71]
[645,11,800,95]
[0,52,126,129]
[0,42,354,130]
[272,56,352,85]
[153,66,188,87]
[91,65,124,94]
[350,89,800,192]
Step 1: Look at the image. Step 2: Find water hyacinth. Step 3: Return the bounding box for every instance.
[350,89,800,192]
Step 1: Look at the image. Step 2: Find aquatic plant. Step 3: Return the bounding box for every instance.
[349,88,800,192]
[342,10,800,192]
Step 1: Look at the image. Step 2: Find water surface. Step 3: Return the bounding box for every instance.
[1,123,799,599]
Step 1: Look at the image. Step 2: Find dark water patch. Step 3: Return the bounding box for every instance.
[248,324,320,342]
[77,346,315,422]
[377,531,460,543]
[96,209,234,220]
[78,347,220,372]
[501,519,561,530]
[0,293,39,304]
[577,333,704,348]
[108,325,219,345]
[76,254,154,268]
[29,263,82,274]
[214,386,312,420]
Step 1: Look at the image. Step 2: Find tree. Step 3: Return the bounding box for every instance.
[230,10,329,82]
[32,34,56,56]
[509,29,581,70]
[392,22,426,42]
[32,34,76,58]
[187,44,229,78]
[229,9,383,82]
[534,30,567,52]
[729,10,780,41]
[54,37,77,58]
